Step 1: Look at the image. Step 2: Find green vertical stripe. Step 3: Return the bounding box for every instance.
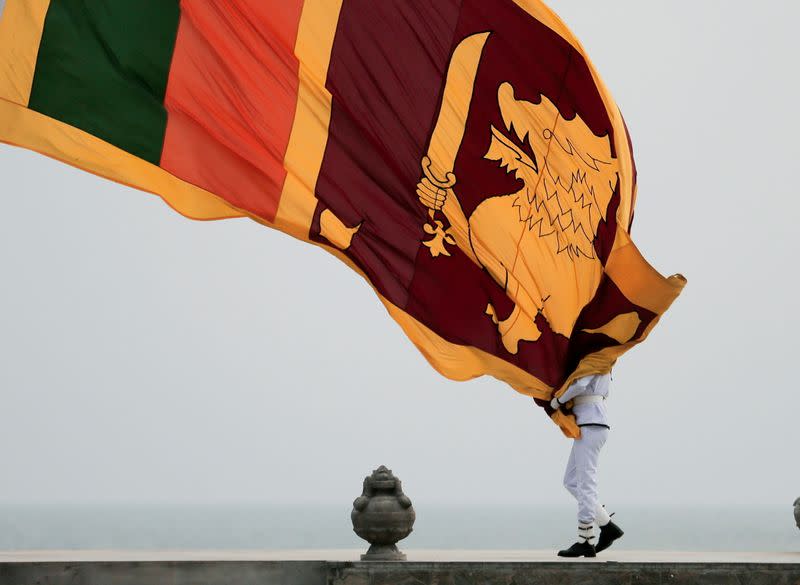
[28,0,180,164]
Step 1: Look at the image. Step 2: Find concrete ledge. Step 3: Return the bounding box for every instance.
[331,561,800,585]
[0,561,326,585]
[1,551,799,585]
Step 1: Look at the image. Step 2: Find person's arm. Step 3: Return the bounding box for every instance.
[550,376,592,409]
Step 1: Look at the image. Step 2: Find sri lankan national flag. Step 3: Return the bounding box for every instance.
[0,0,684,436]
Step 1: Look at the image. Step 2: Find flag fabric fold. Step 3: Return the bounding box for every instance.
[0,0,685,437]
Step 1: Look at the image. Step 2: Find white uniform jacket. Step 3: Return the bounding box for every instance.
[557,373,610,428]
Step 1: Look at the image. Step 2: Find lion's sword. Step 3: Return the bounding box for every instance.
[420,32,490,260]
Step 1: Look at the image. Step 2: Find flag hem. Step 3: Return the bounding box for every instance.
[0,98,245,221]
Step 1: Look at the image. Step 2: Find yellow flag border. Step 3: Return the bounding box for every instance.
[0,0,50,106]
[0,98,245,220]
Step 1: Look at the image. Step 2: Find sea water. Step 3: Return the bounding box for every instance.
[0,505,795,552]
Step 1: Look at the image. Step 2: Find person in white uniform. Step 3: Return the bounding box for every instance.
[550,372,624,557]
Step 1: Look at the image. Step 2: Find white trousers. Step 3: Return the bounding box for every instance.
[563,425,610,526]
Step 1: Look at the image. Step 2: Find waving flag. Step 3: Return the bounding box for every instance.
[0,0,684,436]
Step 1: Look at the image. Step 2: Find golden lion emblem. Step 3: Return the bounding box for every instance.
[416,34,619,353]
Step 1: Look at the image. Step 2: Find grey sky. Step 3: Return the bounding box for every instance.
[0,1,797,510]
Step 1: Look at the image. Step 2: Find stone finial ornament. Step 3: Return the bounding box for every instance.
[351,465,416,561]
[794,497,800,529]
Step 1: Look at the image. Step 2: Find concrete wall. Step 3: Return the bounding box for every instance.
[333,562,800,585]
[3,560,800,585]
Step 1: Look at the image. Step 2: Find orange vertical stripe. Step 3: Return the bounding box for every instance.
[161,0,304,222]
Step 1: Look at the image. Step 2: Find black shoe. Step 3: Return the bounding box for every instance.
[595,520,624,553]
[557,541,596,558]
